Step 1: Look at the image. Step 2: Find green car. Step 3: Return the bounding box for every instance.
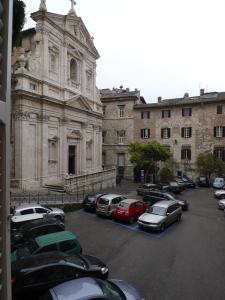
[11,230,82,262]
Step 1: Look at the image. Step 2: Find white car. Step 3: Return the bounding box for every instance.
[214,189,225,199]
[12,204,65,221]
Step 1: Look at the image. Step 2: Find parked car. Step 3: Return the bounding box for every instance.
[142,190,189,211]
[136,183,159,195]
[11,230,82,262]
[138,200,182,231]
[11,218,65,251]
[113,199,149,223]
[178,176,196,188]
[11,213,45,230]
[212,177,225,189]
[214,189,225,199]
[11,252,108,300]
[196,176,210,187]
[12,204,65,222]
[161,181,182,194]
[40,277,145,300]
[217,199,225,210]
[96,194,127,217]
[83,192,106,212]
[173,178,187,191]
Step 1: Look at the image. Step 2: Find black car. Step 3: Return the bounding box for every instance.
[11,218,65,251]
[196,176,210,187]
[160,181,182,194]
[142,190,189,211]
[178,176,196,188]
[136,183,169,196]
[83,192,106,212]
[11,252,109,300]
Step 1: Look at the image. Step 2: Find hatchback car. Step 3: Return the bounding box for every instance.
[196,176,210,187]
[142,190,189,211]
[138,200,182,231]
[12,204,65,221]
[11,230,82,262]
[96,194,127,217]
[11,252,108,300]
[40,277,145,300]
[11,218,65,251]
[217,199,225,210]
[113,199,149,223]
[212,177,225,189]
[83,192,106,212]
[136,183,159,195]
[214,189,225,199]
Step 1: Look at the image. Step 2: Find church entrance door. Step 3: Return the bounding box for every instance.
[68,145,76,174]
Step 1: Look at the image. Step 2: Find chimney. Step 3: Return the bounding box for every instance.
[158,96,162,103]
[184,92,189,98]
[200,88,204,96]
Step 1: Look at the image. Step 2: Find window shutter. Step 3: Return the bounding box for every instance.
[189,108,192,116]
[181,128,184,137]
[148,129,150,138]
[223,127,225,137]
[214,127,217,137]
[168,128,171,138]
[222,150,225,161]
[181,149,184,159]
[140,129,143,138]
[188,149,191,160]
[168,110,171,117]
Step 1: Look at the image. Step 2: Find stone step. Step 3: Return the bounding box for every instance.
[44,184,65,193]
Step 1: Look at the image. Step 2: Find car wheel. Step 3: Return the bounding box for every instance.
[177,214,182,222]
[160,223,165,232]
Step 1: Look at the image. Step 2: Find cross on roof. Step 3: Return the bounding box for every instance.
[70,0,76,10]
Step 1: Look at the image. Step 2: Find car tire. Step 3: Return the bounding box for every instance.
[177,214,182,222]
[129,217,135,224]
[160,223,165,232]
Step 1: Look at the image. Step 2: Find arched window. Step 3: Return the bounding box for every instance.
[70,59,77,81]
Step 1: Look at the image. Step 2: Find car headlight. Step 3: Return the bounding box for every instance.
[101,267,108,274]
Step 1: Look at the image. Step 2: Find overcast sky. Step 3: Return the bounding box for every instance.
[24,0,225,103]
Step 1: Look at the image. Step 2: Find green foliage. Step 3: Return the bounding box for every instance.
[13,0,26,47]
[196,151,225,178]
[158,167,173,182]
[129,141,171,173]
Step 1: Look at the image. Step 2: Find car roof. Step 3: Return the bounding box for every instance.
[120,199,140,205]
[152,200,177,208]
[12,252,68,273]
[19,217,60,231]
[100,194,123,200]
[14,203,43,210]
[35,230,77,247]
[50,277,103,298]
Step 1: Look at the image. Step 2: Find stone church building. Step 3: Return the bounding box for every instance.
[11,1,115,191]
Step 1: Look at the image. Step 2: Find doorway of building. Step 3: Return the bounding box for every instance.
[68,145,76,174]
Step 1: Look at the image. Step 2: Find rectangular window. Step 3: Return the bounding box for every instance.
[181,148,191,160]
[161,128,171,139]
[214,148,225,161]
[117,153,125,166]
[214,126,225,138]
[182,108,192,117]
[117,131,125,144]
[217,105,223,114]
[141,111,150,119]
[181,127,192,138]
[30,83,37,91]
[102,131,106,143]
[162,110,171,118]
[140,128,150,139]
[118,105,125,118]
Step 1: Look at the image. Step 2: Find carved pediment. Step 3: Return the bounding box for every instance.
[67,130,82,140]
[66,95,93,112]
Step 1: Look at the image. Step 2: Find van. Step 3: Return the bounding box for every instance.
[11,230,82,262]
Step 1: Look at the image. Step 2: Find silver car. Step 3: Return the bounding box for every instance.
[138,200,182,231]
[214,189,225,199]
[217,199,225,210]
[12,204,65,221]
[96,194,127,217]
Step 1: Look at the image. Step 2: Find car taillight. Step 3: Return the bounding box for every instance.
[11,276,16,285]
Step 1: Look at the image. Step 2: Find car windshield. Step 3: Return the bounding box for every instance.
[147,206,166,216]
[98,280,125,299]
[26,240,39,253]
[118,202,129,209]
[99,198,109,205]
[65,255,88,270]
[170,181,178,187]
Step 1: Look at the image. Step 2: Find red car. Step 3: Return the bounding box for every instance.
[113,199,149,223]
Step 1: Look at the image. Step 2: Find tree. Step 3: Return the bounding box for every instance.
[13,0,26,48]
[128,141,171,182]
[196,151,225,179]
[158,158,179,182]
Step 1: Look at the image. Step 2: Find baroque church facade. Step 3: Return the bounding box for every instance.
[11,1,115,191]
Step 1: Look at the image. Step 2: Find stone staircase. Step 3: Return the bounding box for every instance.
[44,181,65,193]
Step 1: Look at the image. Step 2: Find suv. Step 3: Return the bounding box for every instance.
[138,200,182,231]
[11,218,65,251]
[142,190,188,211]
[12,204,65,222]
[11,231,82,262]
[96,194,127,217]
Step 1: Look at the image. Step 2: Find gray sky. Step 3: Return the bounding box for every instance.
[24,0,225,103]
